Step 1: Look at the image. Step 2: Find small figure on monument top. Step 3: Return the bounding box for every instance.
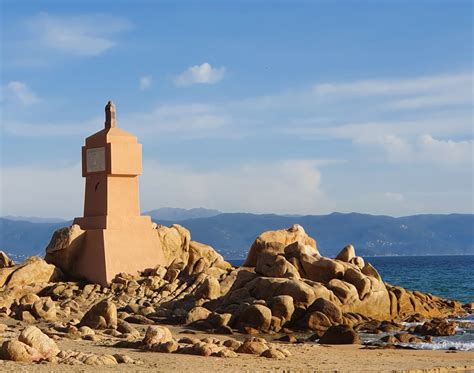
[105,100,116,128]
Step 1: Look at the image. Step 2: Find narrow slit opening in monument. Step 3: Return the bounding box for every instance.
[95,182,100,191]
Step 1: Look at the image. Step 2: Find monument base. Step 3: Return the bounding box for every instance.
[72,217,166,286]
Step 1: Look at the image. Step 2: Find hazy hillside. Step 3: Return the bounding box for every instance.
[1,211,472,260]
[0,218,67,261]
[144,207,221,221]
[154,213,474,259]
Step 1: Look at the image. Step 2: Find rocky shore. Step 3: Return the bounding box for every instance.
[0,224,472,371]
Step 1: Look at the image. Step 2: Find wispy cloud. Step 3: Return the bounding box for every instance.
[0,159,333,217]
[28,13,131,57]
[312,72,472,99]
[139,75,152,90]
[175,63,226,86]
[3,81,39,105]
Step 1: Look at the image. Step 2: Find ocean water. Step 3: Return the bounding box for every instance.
[228,255,474,351]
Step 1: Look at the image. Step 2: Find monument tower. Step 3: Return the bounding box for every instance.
[71,101,166,285]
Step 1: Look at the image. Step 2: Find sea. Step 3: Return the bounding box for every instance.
[228,255,474,351]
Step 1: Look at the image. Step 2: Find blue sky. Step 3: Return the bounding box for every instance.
[1,0,473,218]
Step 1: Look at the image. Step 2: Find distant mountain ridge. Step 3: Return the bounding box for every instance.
[144,207,221,221]
[0,209,473,260]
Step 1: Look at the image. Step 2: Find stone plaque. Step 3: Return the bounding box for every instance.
[86,147,106,173]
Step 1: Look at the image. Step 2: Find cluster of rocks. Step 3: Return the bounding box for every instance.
[137,325,290,359]
[0,223,471,365]
[0,325,137,366]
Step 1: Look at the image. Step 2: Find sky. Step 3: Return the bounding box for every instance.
[0,0,473,219]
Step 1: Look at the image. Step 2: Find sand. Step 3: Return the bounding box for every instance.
[0,324,473,373]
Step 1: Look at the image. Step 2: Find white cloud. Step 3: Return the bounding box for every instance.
[383,192,405,202]
[29,13,131,56]
[417,135,473,165]
[139,75,152,90]
[4,81,39,105]
[175,63,226,86]
[312,72,472,99]
[0,159,333,217]
[361,134,473,166]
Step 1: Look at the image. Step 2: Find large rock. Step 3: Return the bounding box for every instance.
[0,257,61,288]
[318,325,361,344]
[237,304,272,332]
[44,225,85,275]
[80,300,117,329]
[155,224,191,266]
[31,298,57,321]
[186,306,212,324]
[244,224,318,267]
[18,326,60,358]
[0,340,42,362]
[187,241,230,274]
[195,277,220,300]
[245,277,318,309]
[335,245,355,262]
[255,253,300,279]
[0,251,14,268]
[142,325,173,345]
[268,295,295,324]
[307,298,343,324]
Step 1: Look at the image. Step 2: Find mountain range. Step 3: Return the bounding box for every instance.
[0,209,473,261]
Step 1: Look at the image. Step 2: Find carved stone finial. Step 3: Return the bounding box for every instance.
[105,100,116,128]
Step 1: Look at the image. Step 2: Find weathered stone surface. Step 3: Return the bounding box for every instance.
[155,224,191,266]
[80,300,117,329]
[18,326,60,358]
[236,338,268,355]
[414,319,457,336]
[186,306,212,324]
[256,253,300,279]
[0,251,14,268]
[245,224,318,267]
[117,320,140,338]
[44,225,85,275]
[268,295,295,324]
[335,245,355,262]
[319,325,361,344]
[195,277,220,300]
[0,340,41,362]
[261,348,286,359]
[149,340,179,353]
[307,298,343,324]
[142,325,173,345]
[31,298,57,321]
[1,257,61,288]
[245,277,317,309]
[302,311,332,332]
[188,241,228,274]
[237,304,272,332]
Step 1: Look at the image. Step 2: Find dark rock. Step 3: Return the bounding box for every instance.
[318,325,361,344]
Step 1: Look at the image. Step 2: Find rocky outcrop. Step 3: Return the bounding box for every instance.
[44,225,85,276]
[0,326,59,362]
[0,251,14,268]
[244,224,318,267]
[155,224,191,266]
[80,300,117,329]
[0,257,61,288]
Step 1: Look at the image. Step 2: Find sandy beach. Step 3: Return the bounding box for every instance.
[1,325,473,373]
